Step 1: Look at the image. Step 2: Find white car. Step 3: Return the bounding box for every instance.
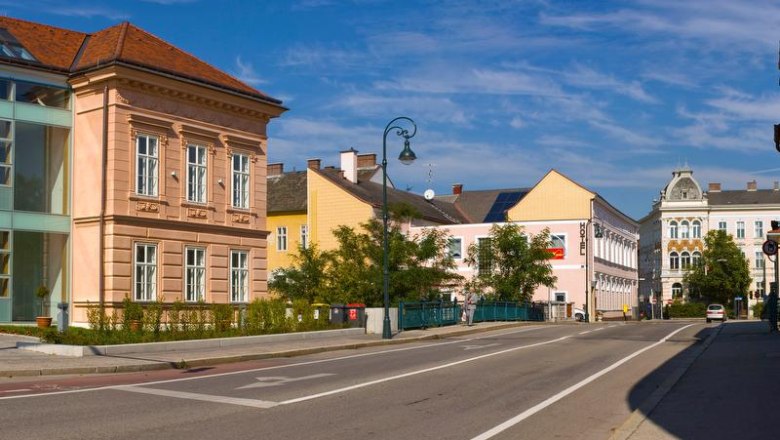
[574,308,586,322]
[706,304,727,323]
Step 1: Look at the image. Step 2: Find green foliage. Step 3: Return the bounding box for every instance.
[143,297,165,334]
[211,303,234,332]
[683,230,751,305]
[269,243,332,303]
[752,301,764,319]
[36,285,50,317]
[122,296,144,324]
[666,301,707,318]
[464,224,557,302]
[169,299,186,332]
[245,297,292,334]
[86,302,110,331]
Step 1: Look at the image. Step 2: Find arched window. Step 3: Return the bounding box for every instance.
[672,283,683,298]
[680,221,690,239]
[692,251,702,267]
[692,220,701,238]
[670,252,680,270]
[681,251,691,269]
[670,221,678,239]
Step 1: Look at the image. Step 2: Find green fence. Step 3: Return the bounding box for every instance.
[398,301,544,331]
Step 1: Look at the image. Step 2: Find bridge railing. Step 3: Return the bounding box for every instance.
[398,300,544,331]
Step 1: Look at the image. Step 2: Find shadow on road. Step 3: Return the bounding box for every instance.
[622,321,780,439]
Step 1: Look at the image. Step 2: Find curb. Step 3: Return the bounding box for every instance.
[608,323,723,440]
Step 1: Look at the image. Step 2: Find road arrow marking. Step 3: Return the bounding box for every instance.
[237,373,334,390]
[463,343,501,350]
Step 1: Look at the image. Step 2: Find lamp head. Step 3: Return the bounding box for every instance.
[398,139,417,165]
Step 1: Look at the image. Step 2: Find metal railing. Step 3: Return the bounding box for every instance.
[398,300,544,331]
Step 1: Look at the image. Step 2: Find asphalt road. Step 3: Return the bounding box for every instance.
[0,322,712,440]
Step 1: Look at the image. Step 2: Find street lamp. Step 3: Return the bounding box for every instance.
[381,117,417,339]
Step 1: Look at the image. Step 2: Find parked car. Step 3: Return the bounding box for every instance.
[706,304,727,323]
[574,307,586,322]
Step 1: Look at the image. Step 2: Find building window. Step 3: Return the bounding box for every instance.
[692,251,701,267]
[756,251,765,269]
[736,221,745,239]
[672,283,683,298]
[554,292,566,302]
[692,220,701,238]
[477,237,493,276]
[681,251,691,269]
[231,250,249,302]
[718,221,727,231]
[136,134,159,196]
[669,252,679,270]
[232,153,249,209]
[15,80,69,109]
[669,221,678,239]
[134,243,157,301]
[757,281,765,297]
[448,238,462,259]
[680,221,690,239]
[300,225,308,249]
[0,231,9,297]
[185,247,205,302]
[0,119,11,186]
[277,226,287,251]
[755,221,764,238]
[14,122,69,215]
[187,144,207,203]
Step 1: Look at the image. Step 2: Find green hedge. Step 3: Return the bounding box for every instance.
[665,302,707,318]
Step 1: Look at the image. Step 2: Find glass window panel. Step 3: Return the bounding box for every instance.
[0,120,10,139]
[14,122,69,214]
[0,231,8,250]
[0,141,11,164]
[0,253,8,274]
[0,80,8,101]
[0,277,7,297]
[15,81,69,109]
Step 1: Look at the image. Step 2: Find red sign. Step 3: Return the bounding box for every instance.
[548,248,565,260]
[349,309,358,320]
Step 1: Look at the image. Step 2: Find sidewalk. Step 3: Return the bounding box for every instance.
[0,321,535,377]
[614,320,780,440]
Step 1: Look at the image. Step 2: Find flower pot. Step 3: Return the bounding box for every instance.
[36,316,52,328]
[129,319,142,332]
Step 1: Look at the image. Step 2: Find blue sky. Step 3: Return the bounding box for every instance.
[7,0,780,220]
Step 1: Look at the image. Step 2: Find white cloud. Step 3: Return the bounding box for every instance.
[233,56,266,86]
[564,64,658,104]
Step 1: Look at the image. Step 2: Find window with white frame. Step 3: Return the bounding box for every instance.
[448,237,462,259]
[672,283,683,298]
[231,153,249,209]
[185,247,205,302]
[755,221,764,238]
[718,221,727,231]
[736,221,745,239]
[669,221,678,239]
[276,226,287,251]
[757,281,765,296]
[136,134,159,196]
[669,252,679,270]
[692,220,701,238]
[554,292,566,302]
[230,250,249,302]
[134,243,157,301]
[755,251,764,269]
[300,225,308,249]
[681,251,691,269]
[680,221,689,239]
[692,251,701,267]
[0,120,11,186]
[187,144,207,203]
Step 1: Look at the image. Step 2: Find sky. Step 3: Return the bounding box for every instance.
[6,0,780,220]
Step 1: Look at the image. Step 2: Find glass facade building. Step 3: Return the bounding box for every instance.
[0,75,70,322]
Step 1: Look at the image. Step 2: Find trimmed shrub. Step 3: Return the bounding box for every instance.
[667,302,707,318]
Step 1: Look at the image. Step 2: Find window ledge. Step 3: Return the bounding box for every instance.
[180,201,216,211]
[129,194,169,205]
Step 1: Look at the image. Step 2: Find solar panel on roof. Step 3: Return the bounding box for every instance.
[483,191,525,222]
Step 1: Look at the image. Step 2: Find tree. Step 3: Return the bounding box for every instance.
[269,243,332,303]
[684,229,750,305]
[464,223,557,302]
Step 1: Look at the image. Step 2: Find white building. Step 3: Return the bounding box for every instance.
[638,167,779,314]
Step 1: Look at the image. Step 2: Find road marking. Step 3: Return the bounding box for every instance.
[470,324,696,440]
[236,373,334,390]
[593,327,605,332]
[115,386,278,408]
[463,343,501,350]
[279,335,572,405]
[0,388,31,394]
[579,330,592,335]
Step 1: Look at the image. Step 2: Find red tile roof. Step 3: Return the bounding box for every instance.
[0,16,280,104]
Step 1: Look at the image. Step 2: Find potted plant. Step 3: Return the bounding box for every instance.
[35,285,52,328]
[122,296,144,332]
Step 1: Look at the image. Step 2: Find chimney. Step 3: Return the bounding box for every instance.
[357,153,377,169]
[452,183,463,195]
[340,148,358,183]
[708,182,721,192]
[747,180,757,191]
[267,163,283,176]
[774,181,779,191]
[307,158,321,170]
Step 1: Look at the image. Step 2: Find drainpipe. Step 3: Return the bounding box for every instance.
[99,85,108,310]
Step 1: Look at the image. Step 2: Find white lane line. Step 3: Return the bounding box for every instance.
[115,386,278,408]
[470,324,696,440]
[279,335,572,405]
[0,325,554,400]
[0,388,31,394]
[579,331,592,335]
[593,327,605,332]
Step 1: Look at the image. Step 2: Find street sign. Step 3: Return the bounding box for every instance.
[735,296,743,301]
[763,240,778,256]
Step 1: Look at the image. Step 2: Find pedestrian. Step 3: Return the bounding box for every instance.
[465,291,477,326]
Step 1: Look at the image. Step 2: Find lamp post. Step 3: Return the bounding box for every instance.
[381,117,418,339]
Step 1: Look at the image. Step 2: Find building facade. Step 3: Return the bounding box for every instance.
[638,168,779,314]
[0,17,285,324]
